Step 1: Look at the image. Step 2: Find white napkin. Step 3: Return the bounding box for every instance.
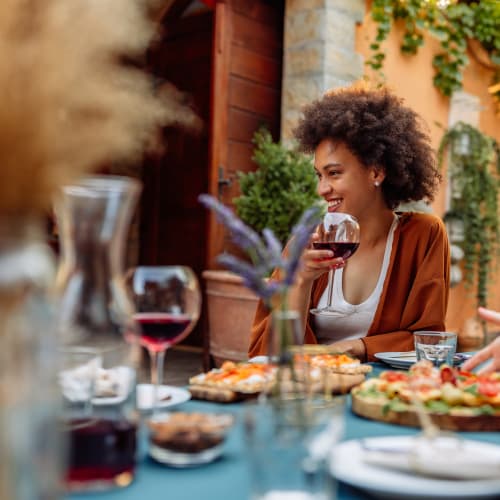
[362,436,500,480]
[60,359,133,403]
[59,356,102,402]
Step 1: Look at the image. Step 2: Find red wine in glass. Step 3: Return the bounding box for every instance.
[65,418,136,488]
[126,266,201,415]
[310,213,360,316]
[134,313,192,353]
[312,241,359,260]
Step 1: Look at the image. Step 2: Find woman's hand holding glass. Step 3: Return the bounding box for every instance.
[296,232,346,285]
[309,213,360,316]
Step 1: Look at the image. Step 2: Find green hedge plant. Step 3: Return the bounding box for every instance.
[234,128,321,246]
[439,121,500,307]
[368,0,500,110]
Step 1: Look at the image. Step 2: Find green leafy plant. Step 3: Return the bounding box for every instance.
[368,0,500,109]
[438,121,500,306]
[234,128,321,246]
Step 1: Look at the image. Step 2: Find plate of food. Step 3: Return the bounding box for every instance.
[189,361,276,402]
[351,360,500,431]
[374,351,471,370]
[148,412,234,467]
[189,350,371,402]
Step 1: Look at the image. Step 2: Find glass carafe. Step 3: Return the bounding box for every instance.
[54,175,141,492]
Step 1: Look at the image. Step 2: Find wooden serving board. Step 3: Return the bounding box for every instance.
[189,372,366,403]
[351,392,500,432]
[188,384,259,403]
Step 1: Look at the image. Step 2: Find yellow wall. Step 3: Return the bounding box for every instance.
[356,5,500,335]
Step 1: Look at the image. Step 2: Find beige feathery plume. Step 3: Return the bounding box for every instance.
[0,0,196,215]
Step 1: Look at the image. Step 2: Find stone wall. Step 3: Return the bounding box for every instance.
[281,0,365,142]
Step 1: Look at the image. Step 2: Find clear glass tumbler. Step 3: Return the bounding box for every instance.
[414,331,457,367]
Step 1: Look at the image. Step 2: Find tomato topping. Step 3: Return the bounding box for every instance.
[381,372,408,383]
[478,380,499,398]
[440,366,456,385]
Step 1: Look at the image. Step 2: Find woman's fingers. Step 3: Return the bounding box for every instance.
[478,307,500,326]
[462,344,492,371]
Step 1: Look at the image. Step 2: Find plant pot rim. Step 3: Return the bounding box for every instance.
[202,269,245,284]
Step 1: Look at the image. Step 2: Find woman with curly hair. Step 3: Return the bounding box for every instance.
[249,83,450,361]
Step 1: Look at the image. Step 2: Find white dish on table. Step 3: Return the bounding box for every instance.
[374,351,471,370]
[149,442,225,467]
[136,384,191,411]
[330,436,500,499]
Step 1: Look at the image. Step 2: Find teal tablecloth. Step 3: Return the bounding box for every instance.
[66,364,500,500]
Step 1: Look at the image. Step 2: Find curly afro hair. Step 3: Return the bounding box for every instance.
[293,84,442,210]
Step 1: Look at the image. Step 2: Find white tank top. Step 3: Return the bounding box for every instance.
[314,215,398,343]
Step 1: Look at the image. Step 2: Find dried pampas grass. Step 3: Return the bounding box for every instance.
[0,0,196,215]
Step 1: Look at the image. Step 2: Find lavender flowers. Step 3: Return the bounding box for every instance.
[198,194,320,307]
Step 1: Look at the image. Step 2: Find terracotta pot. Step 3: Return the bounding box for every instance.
[202,270,260,367]
[458,316,485,351]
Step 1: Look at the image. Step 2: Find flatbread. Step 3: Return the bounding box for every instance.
[351,360,500,431]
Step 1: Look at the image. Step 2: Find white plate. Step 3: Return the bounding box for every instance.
[374,351,470,369]
[136,384,191,411]
[330,437,500,499]
[248,355,269,364]
[149,442,224,467]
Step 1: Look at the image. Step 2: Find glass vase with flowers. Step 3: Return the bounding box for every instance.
[198,194,321,397]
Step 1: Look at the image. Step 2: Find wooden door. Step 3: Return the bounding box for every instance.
[207,0,284,267]
[140,9,214,346]
[141,11,213,276]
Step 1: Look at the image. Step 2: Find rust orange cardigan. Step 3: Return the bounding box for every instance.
[249,213,450,362]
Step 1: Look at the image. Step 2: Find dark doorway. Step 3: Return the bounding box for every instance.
[140,10,214,347]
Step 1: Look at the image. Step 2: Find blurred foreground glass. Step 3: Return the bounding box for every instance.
[0,217,62,500]
[414,331,457,367]
[245,395,344,500]
[55,175,141,492]
[126,266,201,415]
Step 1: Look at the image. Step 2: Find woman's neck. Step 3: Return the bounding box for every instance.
[358,208,395,248]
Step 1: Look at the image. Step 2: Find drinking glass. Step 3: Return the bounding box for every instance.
[245,395,345,500]
[310,213,360,316]
[414,331,457,367]
[126,266,201,414]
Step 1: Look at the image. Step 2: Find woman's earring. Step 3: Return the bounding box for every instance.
[374,181,380,187]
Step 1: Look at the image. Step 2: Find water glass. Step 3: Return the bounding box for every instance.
[414,331,457,367]
[245,396,344,500]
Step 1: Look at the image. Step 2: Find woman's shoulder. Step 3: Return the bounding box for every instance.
[396,211,446,235]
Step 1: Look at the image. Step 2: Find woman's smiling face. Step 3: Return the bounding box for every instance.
[314,139,385,218]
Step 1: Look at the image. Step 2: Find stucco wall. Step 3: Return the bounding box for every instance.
[356,3,500,336]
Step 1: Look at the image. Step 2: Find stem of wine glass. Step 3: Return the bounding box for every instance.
[149,348,167,417]
[326,269,334,309]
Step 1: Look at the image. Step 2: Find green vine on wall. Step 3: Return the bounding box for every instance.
[368,0,500,110]
[439,122,500,307]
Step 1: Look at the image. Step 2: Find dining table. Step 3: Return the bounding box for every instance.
[66,363,500,500]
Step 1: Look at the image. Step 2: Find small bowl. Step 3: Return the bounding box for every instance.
[148,412,234,467]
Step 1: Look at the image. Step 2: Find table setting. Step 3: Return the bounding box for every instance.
[58,195,499,500]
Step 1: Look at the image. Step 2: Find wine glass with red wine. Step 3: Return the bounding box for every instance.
[127,266,201,414]
[310,213,360,316]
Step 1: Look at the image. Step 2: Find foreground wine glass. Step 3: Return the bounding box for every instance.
[310,213,360,316]
[126,266,201,414]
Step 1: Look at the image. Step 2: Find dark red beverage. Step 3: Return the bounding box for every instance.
[134,313,191,352]
[312,241,359,260]
[65,418,136,490]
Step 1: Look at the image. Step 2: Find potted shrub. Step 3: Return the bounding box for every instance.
[203,128,320,366]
